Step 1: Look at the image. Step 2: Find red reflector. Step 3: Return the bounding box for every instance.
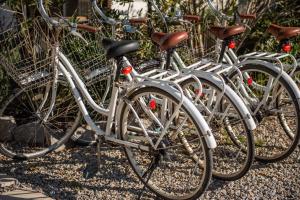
[194,89,204,97]
[121,66,133,75]
[247,77,253,86]
[149,99,156,110]
[228,40,236,49]
[282,43,292,53]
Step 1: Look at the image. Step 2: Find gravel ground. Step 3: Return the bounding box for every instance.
[0,144,299,200]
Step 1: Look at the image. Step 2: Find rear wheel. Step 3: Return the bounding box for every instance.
[181,78,254,181]
[229,64,300,162]
[120,87,212,200]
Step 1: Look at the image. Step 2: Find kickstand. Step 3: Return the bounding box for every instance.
[97,137,102,170]
[137,154,160,199]
[83,136,103,179]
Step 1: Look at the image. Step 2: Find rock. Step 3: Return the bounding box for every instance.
[12,122,50,146]
[0,173,17,188]
[0,189,54,199]
[0,116,16,142]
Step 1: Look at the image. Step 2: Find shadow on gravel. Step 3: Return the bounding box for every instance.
[206,178,229,192]
[0,145,159,199]
[250,162,272,170]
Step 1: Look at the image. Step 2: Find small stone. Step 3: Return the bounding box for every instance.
[0,173,17,188]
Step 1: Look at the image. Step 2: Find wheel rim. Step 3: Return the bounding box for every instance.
[182,80,252,179]
[231,68,298,160]
[0,83,79,159]
[121,89,210,199]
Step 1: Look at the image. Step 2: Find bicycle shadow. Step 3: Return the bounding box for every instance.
[0,145,158,199]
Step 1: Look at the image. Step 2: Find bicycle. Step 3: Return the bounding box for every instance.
[88,0,258,181]
[266,23,300,140]
[200,0,300,163]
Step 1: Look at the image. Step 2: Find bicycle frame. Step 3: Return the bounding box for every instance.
[148,1,296,118]
[40,44,216,150]
[90,0,257,131]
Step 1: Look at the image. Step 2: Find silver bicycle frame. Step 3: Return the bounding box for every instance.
[57,51,217,149]
[38,0,218,150]
[169,50,256,130]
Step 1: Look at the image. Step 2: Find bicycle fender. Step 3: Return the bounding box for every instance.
[234,60,300,100]
[192,71,257,131]
[116,81,217,149]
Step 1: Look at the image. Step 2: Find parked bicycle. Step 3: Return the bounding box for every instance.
[67,0,259,182]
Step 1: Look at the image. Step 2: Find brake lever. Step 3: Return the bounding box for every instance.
[52,14,89,44]
[53,13,76,28]
[70,29,89,45]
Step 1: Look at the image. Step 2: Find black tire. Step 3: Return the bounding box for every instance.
[120,86,212,200]
[286,67,300,140]
[228,64,300,163]
[181,77,254,181]
[0,82,80,160]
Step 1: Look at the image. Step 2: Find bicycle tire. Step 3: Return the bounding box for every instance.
[0,83,80,160]
[181,77,254,181]
[228,64,300,163]
[120,86,212,200]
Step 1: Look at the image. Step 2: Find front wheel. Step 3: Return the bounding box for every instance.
[0,82,80,160]
[120,86,212,200]
[181,77,254,181]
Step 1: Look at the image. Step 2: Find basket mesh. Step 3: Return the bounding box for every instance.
[0,18,56,90]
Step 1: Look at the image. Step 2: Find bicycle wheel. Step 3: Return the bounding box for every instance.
[181,77,254,181]
[287,67,300,139]
[120,86,212,200]
[228,64,300,162]
[0,81,80,160]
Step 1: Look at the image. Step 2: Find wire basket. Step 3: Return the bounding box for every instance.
[61,20,113,87]
[0,18,57,90]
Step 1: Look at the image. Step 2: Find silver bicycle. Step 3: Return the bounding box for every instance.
[87,0,257,181]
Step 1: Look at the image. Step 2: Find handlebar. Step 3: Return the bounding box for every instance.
[77,24,100,33]
[90,0,116,25]
[37,0,60,26]
[207,0,256,23]
[149,0,169,32]
[207,0,233,21]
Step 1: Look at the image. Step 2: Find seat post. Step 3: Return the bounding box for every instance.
[218,40,228,63]
[166,49,175,70]
[115,56,123,82]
